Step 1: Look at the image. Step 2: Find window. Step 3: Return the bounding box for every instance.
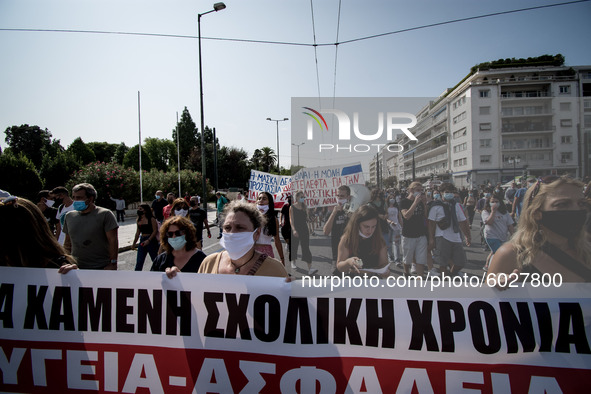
[453,128,467,139]
[560,119,573,127]
[479,123,492,131]
[479,139,491,148]
[480,155,491,164]
[453,142,467,153]
[585,115,591,128]
[479,106,491,115]
[560,102,571,112]
[453,157,468,167]
[453,111,467,124]
[584,100,591,112]
[559,85,570,94]
[479,90,490,98]
[561,136,572,144]
[561,152,573,162]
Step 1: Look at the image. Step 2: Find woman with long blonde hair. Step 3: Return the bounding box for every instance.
[488,176,591,282]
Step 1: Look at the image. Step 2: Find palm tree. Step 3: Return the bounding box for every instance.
[260,147,277,172]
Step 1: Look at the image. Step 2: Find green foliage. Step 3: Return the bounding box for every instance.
[40,150,81,189]
[67,137,96,165]
[123,145,152,171]
[87,142,119,163]
[250,149,263,171]
[260,147,277,172]
[187,125,218,181]
[172,107,198,169]
[141,169,212,202]
[217,146,250,189]
[470,54,565,74]
[4,124,53,167]
[113,142,129,165]
[66,161,140,207]
[144,137,177,171]
[0,152,43,200]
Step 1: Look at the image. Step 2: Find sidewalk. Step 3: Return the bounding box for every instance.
[116,203,218,252]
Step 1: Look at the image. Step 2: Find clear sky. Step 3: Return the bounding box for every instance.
[1,0,590,170]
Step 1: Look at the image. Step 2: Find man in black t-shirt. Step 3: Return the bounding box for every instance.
[152,190,168,223]
[323,185,351,271]
[400,181,428,276]
[188,196,210,249]
[36,190,59,234]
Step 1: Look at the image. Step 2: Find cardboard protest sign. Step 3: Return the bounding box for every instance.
[247,170,292,208]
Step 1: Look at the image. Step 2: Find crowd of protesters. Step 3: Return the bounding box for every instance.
[2,174,591,283]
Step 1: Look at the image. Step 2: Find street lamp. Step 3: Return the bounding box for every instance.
[198,2,226,210]
[267,117,289,173]
[292,142,305,167]
[508,156,520,183]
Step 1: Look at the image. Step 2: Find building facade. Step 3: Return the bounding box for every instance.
[392,64,591,188]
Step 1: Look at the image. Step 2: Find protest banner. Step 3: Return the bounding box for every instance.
[0,267,590,393]
[291,163,365,208]
[247,170,292,208]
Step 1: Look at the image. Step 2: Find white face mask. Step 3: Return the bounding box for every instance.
[490,203,499,208]
[45,199,55,208]
[337,198,348,205]
[174,209,188,217]
[257,204,269,213]
[220,229,257,260]
[359,230,372,239]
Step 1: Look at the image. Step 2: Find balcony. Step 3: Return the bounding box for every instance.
[500,91,550,99]
[502,122,554,134]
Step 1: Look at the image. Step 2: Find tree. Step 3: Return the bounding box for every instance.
[40,150,81,189]
[113,142,129,165]
[67,137,96,165]
[0,152,43,200]
[4,124,53,167]
[172,107,198,169]
[123,144,152,171]
[144,137,177,171]
[217,146,250,189]
[250,149,263,171]
[87,142,119,163]
[187,125,219,182]
[260,147,277,172]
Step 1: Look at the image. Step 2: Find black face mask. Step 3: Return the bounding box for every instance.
[190,201,196,207]
[137,210,144,216]
[539,210,587,239]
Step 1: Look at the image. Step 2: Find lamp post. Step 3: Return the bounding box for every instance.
[292,142,304,167]
[198,2,226,210]
[508,156,520,183]
[267,117,289,173]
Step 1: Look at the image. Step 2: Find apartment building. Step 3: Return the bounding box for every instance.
[392,61,591,188]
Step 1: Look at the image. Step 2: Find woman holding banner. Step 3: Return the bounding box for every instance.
[290,191,315,275]
[336,204,389,278]
[254,192,285,264]
[488,176,591,282]
[198,201,287,277]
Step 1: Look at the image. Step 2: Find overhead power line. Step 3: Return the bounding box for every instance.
[1,0,588,47]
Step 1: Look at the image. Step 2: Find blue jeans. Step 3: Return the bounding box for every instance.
[485,238,503,254]
[135,235,158,271]
[388,228,402,262]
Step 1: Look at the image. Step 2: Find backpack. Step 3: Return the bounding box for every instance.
[429,200,455,231]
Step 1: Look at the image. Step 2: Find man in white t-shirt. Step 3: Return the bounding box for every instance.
[427,183,472,276]
[51,186,75,246]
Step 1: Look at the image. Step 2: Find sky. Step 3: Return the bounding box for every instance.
[1,0,590,174]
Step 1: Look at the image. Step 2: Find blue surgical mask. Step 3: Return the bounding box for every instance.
[168,235,187,251]
[155,195,161,200]
[444,193,454,201]
[433,194,441,200]
[485,193,491,198]
[298,197,305,203]
[73,200,88,211]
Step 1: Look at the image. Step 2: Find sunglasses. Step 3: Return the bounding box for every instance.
[166,230,185,238]
[528,175,560,204]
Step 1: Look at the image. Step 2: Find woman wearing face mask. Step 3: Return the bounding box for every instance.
[170,198,190,218]
[151,216,206,277]
[463,189,477,228]
[132,203,159,271]
[337,205,389,278]
[198,201,287,277]
[481,195,514,271]
[290,191,314,274]
[254,192,285,264]
[488,176,591,282]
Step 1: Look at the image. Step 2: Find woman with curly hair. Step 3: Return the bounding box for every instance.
[488,176,591,282]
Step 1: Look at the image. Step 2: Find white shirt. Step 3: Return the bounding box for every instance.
[56,203,76,245]
[428,202,466,243]
[110,197,126,210]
